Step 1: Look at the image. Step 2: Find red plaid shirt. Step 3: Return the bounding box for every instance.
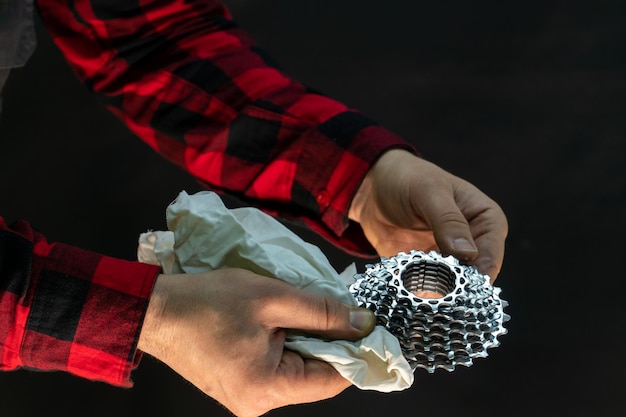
[1,0,415,386]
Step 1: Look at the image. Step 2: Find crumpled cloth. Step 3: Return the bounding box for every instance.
[137,191,413,392]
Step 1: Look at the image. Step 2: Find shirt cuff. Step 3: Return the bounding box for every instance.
[19,241,161,387]
[295,112,417,255]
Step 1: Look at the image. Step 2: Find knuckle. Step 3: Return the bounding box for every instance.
[437,210,469,227]
[312,297,342,333]
[316,297,333,331]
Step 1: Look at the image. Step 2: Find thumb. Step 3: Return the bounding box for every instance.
[419,189,479,262]
[264,286,376,341]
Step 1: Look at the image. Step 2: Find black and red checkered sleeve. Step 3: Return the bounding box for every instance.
[35,0,416,256]
[0,217,160,386]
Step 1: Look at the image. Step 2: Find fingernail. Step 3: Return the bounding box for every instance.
[350,308,375,333]
[452,238,478,253]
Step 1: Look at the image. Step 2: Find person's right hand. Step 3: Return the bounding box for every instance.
[137,269,376,417]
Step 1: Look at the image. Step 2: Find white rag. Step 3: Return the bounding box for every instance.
[137,191,413,392]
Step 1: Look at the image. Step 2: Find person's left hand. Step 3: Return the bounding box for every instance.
[349,149,508,282]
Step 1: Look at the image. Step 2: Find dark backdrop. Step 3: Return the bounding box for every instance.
[1,1,625,416]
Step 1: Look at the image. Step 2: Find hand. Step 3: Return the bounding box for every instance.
[137,269,376,417]
[349,149,508,281]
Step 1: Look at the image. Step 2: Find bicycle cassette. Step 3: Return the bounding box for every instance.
[349,250,509,373]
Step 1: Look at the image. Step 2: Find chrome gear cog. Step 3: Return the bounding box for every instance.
[349,250,510,373]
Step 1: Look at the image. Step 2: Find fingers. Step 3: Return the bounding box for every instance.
[469,206,508,281]
[473,238,504,282]
[390,154,506,281]
[420,187,508,281]
[416,181,479,262]
[279,351,351,401]
[258,282,376,340]
[250,351,349,415]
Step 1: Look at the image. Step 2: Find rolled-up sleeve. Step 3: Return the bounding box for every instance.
[0,217,160,387]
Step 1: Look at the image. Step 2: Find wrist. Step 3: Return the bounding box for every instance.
[349,149,411,223]
[348,172,372,224]
[137,274,168,357]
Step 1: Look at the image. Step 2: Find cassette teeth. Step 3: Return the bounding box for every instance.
[349,250,510,373]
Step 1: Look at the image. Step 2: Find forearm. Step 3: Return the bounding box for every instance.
[35,0,415,254]
[0,217,160,386]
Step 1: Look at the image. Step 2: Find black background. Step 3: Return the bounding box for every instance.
[1,0,625,416]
